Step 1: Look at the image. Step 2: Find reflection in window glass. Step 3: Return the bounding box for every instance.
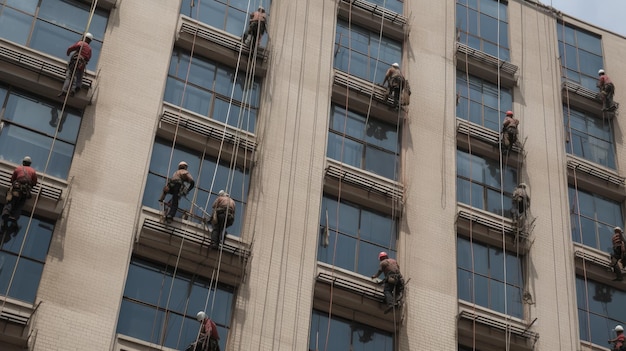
[557,22,603,91]
[309,310,393,351]
[456,72,512,131]
[576,277,626,347]
[117,258,234,351]
[143,139,250,237]
[165,50,260,133]
[0,0,108,66]
[0,84,82,179]
[327,105,399,180]
[456,0,509,60]
[318,196,396,276]
[456,150,517,217]
[564,106,615,169]
[457,236,523,318]
[568,187,622,251]
[334,20,402,83]
[0,212,54,304]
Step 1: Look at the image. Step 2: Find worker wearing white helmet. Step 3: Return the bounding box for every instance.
[185,311,220,351]
[383,62,406,109]
[1,156,38,234]
[512,183,530,222]
[59,32,94,97]
[597,68,617,112]
[244,5,268,47]
[210,190,236,249]
[609,325,625,350]
[611,226,626,281]
[158,161,195,223]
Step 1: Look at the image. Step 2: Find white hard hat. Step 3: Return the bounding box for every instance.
[258,6,264,11]
[178,161,188,169]
[218,190,225,196]
[519,183,527,188]
[615,227,623,233]
[392,63,399,68]
[85,32,93,40]
[196,311,207,322]
[599,69,605,75]
[616,325,624,332]
[23,156,32,164]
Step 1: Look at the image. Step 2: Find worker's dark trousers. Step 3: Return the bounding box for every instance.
[166,184,182,219]
[212,210,234,246]
[383,275,404,306]
[62,58,84,94]
[503,128,517,149]
[2,194,26,222]
[612,246,624,280]
[602,83,616,110]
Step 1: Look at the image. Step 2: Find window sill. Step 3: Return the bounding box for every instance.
[456,42,518,87]
[135,207,250,287]
[0,38,96,109]
[324,158,403,215]
[114,334,177,351]
[580,340,611,351]
[337,0,407,41]
[572,242,626,290]
[160,102,257,164]
[456,118,523,165]
[566,154,625,201]
[176,15,268,76]
[0,298,38,348]
[562,81,605,114]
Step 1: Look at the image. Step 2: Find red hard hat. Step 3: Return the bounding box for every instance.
[506,110,513,116]
[378,252,388,260]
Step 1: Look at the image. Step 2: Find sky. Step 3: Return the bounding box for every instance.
[547,0,626,36]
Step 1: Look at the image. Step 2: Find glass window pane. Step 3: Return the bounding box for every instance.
[5,0,38,13]
[0,7,31,45]
[0,253,43,303]
[577,30,602,55]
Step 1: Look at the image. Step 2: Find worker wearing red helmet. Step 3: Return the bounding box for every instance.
[371,251,404,313]
[502,110,519,152]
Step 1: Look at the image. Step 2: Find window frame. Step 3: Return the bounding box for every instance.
[456,0,510,61]
[456,71,513,131]
[568,186,623,251]
[564,106,616,169]
[557,22,604,91]
[576,276,626,348]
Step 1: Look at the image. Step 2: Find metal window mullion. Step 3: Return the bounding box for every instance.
[1,120,75,146]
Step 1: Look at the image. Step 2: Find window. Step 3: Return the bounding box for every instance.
[308,310,393,351]
[117,258,234,351]
[568,187,622,251]
[456,150,517,218]
[564,106,615,169]
[180,0,270,47]
[456,0,509,61]
[457,236,523,318]
[0,0,108,66]
[576,277,626,347]
[0,83,83,179]
[143,138,250,236]
[456,72,512,131]
[165,50,260,133]
[558,23,603,91]
[327,105,399,180]
[318,196,396,277]
[334,20,402,83]
[0,213,54,304]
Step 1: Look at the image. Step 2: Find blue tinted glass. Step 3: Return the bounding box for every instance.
[0,253,44,303]
[326,132,363,168]
[576,29,602,55]
[0,7,31,45]
[117,300,165,344]
[309,310,393,350]
[5,0,38,13]
[365,147,396,179]
[1,217,53,261]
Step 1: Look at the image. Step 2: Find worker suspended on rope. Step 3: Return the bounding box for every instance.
[210,190,235,249]
[243,6,267,49]
[611,227,626,281]
[512,183,530,223]
[59,33,93,97]
[1,156,37,235]
[382,63,409,110]
[185,311,220,351]
[371,251,405,314]
[598,69,617,112]
[159,161,195,223]
[609,325,626,351]
[501,110,519,153]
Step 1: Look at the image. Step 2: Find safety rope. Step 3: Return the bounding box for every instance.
[0,0,99,313]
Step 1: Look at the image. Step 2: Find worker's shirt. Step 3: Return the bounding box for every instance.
[201,319,220,340]
[376,258,400,278]
[598,75,613,89]
[612,233,625,248]
[385,67,403,82]
[212,195,236,213]
[11,166,37,186]
[250,11,266,23]
[67,41,92,62]
[503,116,519,129]
[171,169,193,183]
[615,333,625,348]
[513,188,527,202]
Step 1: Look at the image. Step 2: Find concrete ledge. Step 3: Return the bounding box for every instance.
[456,42,518,88]
[337,0,407,41]
[566,154,625,201]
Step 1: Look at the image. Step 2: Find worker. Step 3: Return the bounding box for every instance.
[611,227,626,281]
[382,63,406,109]
[501,110,519,152]
[159,161,195,223]
[609,325,625,351]
[243,6,267,48]
[371,251,404,313]
[2,157,37,233]
[210,190,236,249]
[59,33,93,97]
[512,183,530,222]
[185,311,220,351]
[598,69,617,112]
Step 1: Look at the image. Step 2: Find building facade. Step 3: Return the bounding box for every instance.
[0,0,624,350]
